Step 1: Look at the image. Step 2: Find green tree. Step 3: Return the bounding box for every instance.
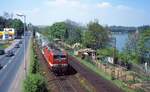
[97,48,114,58]
[66,28,83,45]
[137,29,150,64]
[65,20,83,44]
[123,29,150,64]
[42,20,83,45]
[10,18,24,36]
[49,22,67,39]
[123,33,139,64]
[83,20,109,49]
[0,16,7,29]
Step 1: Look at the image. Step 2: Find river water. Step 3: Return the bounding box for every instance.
[113,33,128,52]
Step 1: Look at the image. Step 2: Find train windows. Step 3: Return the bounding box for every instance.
[54,55,66,60]
[54,55,59,59]
[61,55,66,59]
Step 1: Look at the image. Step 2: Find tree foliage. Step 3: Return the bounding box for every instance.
[41,20,83,45]
[82,20,109,49]
[137,29,150,63]
[23,74,47,92]
[10,19,24,35]
[122,33,139,63]
[97,48,114,58]
[0,16,7,29]
[49,22,67,39]
[23,42,48,92]
[65,20,83,44]
[0,13,24,36]
[123,29,150,64]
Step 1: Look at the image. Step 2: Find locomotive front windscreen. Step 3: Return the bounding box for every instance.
[54,55,66,61]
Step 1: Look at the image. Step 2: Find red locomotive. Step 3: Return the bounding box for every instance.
[42,43,68,73]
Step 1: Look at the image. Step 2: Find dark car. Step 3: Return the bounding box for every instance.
[19,40,22,44]
[15,36,22,39]
[5,50,14,57]
[0,49,5,55]
[15,44,20,48]
[0,64,3,69]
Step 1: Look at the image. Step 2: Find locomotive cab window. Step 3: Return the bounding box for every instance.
[54,55,66,60]
[54,55,59,59]
[61,55,66,59]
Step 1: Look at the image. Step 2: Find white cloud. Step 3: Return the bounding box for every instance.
[116,5,131,10]
[95,2,149,26]
[42,0,90,23]
[97,2,112,8]
[97,2,132,11]
[44,0,87,8]
[13,0,149,26]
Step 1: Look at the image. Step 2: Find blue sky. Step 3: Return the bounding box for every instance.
[0,0,150,26]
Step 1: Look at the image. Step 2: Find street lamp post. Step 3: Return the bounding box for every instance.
[16,13,27,77]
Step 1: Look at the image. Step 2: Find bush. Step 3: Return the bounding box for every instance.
[23,41,48,92]
[30,57,39,74]
[30,47,39,74]
[23,74,48,92]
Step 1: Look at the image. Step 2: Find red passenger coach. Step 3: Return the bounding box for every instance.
[42,43,68,73]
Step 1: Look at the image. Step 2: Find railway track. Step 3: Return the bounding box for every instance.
[56,41,124,92]
[34,40,86,92]
[54,75,77,92]
[68,56,124,92]
[34,38,123,92]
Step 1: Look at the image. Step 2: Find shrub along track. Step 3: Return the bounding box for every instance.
[34,41,87,92]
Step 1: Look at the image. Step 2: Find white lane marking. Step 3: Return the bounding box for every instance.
[0,38,28,88]
[8,37,31,92]
[1,47,21,71]
[0,46,22,87]
[13,59,24,91]
[2,64,8,69]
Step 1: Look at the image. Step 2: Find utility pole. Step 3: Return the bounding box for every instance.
[16,13,27,77]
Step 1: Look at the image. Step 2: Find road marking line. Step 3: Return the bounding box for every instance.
[1,46,21,71]
[2,64,8,69]
[0,38,29,89]
[13,59,24,91]
[0,45,23,88]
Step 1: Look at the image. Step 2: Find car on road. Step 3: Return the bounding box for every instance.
[15,36,22,39]
[0,64,2,69]
[19,40,22,44]
[15,44,20,48]
[5,50,14,57]
[0,49,5,55]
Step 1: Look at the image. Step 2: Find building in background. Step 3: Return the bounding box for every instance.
[0,28,15,40]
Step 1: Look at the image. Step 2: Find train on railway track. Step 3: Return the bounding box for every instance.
[35,32,68,73]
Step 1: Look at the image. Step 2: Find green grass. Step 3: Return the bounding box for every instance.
[30,45,34,63]
[0,44,9,49]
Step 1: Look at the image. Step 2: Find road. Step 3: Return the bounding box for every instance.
[0,34,31,92]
